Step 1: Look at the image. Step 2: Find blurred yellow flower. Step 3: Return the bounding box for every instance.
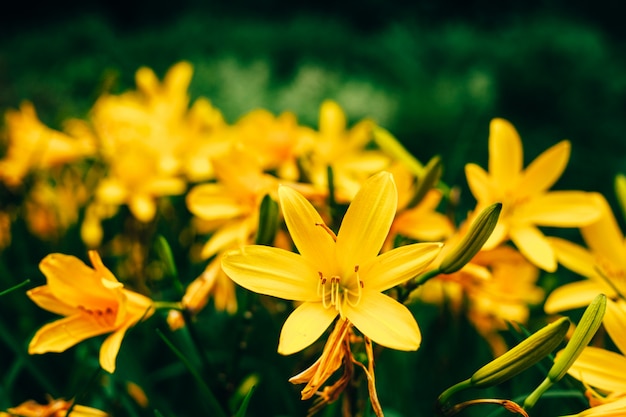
[80,62,231,224]
[304,100,390,201]
[187,146,278,260]
[27,251,154,373]
[0,102,95,187]
[233,109,315,181]
[465,118,602,271]
[544,193,623,314]
[1,396,108,417]
[222,171,442,354]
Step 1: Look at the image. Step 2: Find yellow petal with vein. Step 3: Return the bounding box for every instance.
[582,193,626,268]
[603,300,626,356]
[548,236,600,280]
[29,315,108,354]
[568,346,626,393]
[278,185,336,273]
[515,191,602,227]
[27,286,77,317]
[336,171,396,276]
[510,226,556,272]
[100,327,128,373]
[221,246,319,301]
[465,163,496,203]
[278,302,337,355]
[517,140,570,197]
[488,118,522,189]
[345,291,420,351]
[363,242,442,292]
[544,281,610,314]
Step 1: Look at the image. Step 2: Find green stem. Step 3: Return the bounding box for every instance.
[436,378,473,414]
[156,328,228,417]
[0,279,31,296]
[523,376,553,410]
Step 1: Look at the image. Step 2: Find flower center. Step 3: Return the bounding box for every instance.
[317,265,363,318]
[79,305,117,328]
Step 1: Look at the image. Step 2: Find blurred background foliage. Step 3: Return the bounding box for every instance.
[0,2,624,416]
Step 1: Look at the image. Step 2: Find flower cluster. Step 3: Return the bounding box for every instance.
[0,61,620,417]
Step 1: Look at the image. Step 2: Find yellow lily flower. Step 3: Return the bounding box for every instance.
[465,118,602,271]
[27,251,154,373]
[221,171,443,354]
[1,396,108,417]
[304,100,390,201]
[544,193,623,314]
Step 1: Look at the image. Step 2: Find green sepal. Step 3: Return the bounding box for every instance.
[255,194,279,246]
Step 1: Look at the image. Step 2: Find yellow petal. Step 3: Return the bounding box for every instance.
[39,253,121,311]
[26,286,77,317]
[517,140,570,197]
[200,219,249,260]
[363,242,442,292]
[336,171,396,276]
[29,314,108,354]
[581,193,626,268]
[509,225,556,272]
[278,302,337,355]
[566,396,626,417]
[465,163,497,203]
[394,208,454,242]
[278,185,336,273]
[544,281,610,314]
[319,100,346,137]
[488,118,522,190]
[187,183,248,221]
[129,194,156,222]
[548,237,600,280]
[515,191,602,227]
[221,246,319,301]
[568,346,626,393]
[482,221,508,250]
[345,291,420,350]
[100,326,128,373]
[603,300,626,356]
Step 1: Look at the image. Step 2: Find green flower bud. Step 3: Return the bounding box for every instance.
[470,316,570,388]
[408,155,442,208]
[439,203,502,274]
[615,174,626,220]
[255,194,279,246]
[547,293,606,383]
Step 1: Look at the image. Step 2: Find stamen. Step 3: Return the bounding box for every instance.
[317,272,324,297]
[315,223,337,242]
[346,266,363,307]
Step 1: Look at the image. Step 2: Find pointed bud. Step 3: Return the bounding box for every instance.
[470,317,570,388]
[615,174,626,220]
[547,293,606,383]
[255,194,279,246]
[408,155,442,208]
[439,203,502,274]
[155,235,179,280]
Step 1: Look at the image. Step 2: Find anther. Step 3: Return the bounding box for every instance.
[315,223,338,242]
